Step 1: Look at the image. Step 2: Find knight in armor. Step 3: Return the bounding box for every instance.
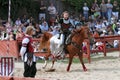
[59,11,72,52]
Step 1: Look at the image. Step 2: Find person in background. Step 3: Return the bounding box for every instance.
[100,0,107,19]
[39,21,49,33]
[50,23,60,35]
[83,3,89,21]
[112,0,120,20]
[21,15,28,25]
[16,27,24,40]
[91,0,99,19]
[33,23,42,38]
[15,17,22,26]
[106,0,113,22]
[20,26,37,78]
[39,0,46,21]
[47,3,57,20]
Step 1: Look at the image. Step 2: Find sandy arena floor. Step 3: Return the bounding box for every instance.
[14,51,120,80]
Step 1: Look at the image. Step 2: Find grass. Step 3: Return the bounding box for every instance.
[37,57,91,64]
[37,55,118,64]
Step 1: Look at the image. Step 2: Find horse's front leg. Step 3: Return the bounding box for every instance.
[42,52,51,69]
[42,59,47,69]
[67,54,74,71]
[78,53,87,71]
[38,56,48,69]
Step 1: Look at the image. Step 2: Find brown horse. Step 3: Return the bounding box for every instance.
[39,25,93,71]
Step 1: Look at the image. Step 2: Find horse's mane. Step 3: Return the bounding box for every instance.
[39,32,53,51]
[74,26,88,36]
[71,26,90,43]
[42,32,53,41]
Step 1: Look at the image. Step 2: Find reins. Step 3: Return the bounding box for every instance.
[69,28,83,52]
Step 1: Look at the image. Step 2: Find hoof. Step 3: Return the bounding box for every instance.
[84,68,87,71]
[42,67,45,69]
[67,68,70,72]
[45,69,56,72]
[37,69,41,71]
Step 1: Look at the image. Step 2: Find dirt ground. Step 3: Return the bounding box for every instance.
[14,51,120,80]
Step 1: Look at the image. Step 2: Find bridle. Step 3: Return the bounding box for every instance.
[69,28,93,53]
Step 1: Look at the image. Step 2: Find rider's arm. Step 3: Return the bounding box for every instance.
[59,19,63,30]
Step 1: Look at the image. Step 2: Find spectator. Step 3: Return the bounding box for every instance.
[106,0,113,22]
[5,21,12,34]
[49,16,56,26]
[39,21,49,33]
[100,0,107,19]
[39,0,46,20]
[112,1,120,20]
[33,23,42,38]
[21,15,27,24]
[91,0,99,19]
[83,3,89,21]
[94,20,102,33]
[95,41,104,50]
[113,40,119,48]
[20,24,26,33]
[47,3,57,19]
[100,30,107,37]
[94,4,101,19]
[112,21,118,34]
[27,17,35,25]
[15,18,22,26]
[9,31,14,40]
[50,23,60,35]
[16,27,24,40]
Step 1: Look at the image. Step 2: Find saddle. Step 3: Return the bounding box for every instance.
[58,33,72,45]
[57,32,72,53]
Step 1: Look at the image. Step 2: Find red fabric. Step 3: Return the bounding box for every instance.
[23,36,34,53]
[97,45,103,50]
[61,23,70,30]
[82,46,87,51]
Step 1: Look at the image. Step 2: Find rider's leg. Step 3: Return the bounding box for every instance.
[63,34,68,53]
[58,33,61,39]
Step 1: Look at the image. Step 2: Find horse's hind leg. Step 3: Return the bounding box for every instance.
[78,53,87,71]
[67,54,73,72]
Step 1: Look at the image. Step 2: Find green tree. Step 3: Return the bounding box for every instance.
[0,0,40,21]
[67,0,120,12]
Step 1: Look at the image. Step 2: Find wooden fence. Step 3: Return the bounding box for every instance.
[16,35,120,63]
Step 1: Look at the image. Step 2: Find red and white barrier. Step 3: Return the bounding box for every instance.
[0,57,14,76]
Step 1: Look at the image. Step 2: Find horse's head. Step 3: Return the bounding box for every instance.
[81,26,94,44]
[73,25,94,43]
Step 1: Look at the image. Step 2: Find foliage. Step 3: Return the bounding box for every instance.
[0,0,40,21]
[1,0,120,21]
[67,0,120,12]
